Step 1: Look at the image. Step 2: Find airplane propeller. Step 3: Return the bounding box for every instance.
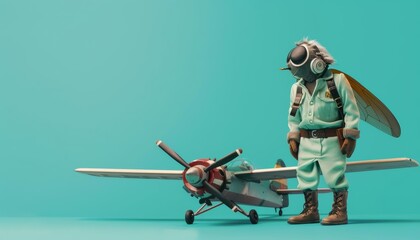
[156,140,243,212]
[156,140,190,169]
[200,149,242,212]
[204,149,243,173]
[202,181,236,209]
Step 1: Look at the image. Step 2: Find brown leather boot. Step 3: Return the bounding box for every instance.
[321,190,348,225]
[288,190,320,224]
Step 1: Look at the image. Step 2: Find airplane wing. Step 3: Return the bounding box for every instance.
[331,69,401,138]
[75,168,183,180]
[234,158,418,182]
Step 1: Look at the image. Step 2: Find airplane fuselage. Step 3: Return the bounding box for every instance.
[222,171,288,208]
[182,158,288,209]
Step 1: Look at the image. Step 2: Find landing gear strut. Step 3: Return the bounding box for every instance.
[184,202,259,224]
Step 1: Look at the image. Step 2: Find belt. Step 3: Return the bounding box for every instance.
[300,128,340,139]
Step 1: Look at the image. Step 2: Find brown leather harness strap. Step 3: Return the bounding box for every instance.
[326,78,345,120]
[290,86,302,117]
[289,75,345,121]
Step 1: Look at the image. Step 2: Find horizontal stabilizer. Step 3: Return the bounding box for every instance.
[235,158,418,181]
[277,188,331,195]
[75,168,183,180]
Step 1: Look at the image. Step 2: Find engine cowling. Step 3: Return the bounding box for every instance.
[182,159,226,198]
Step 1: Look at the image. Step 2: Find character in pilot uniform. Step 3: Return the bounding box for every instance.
[283,39,360,225]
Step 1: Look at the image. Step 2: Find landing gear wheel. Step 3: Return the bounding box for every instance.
[278,208,283,216]
[249,209,258,224]
[185,210,194,224]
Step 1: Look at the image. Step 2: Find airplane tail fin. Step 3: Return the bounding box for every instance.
[269,159,289,208]
[269,159,288,191]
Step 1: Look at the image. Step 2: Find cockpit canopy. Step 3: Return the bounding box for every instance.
[226,159,254,172]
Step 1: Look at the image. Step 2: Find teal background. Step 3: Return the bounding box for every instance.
[1,0,420,239]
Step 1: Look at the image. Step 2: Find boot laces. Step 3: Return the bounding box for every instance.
[329,193,344,215]
[301,193,315,215]
[301,204,315,215]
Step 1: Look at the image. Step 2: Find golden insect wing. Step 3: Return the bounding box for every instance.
[330,69,401,138]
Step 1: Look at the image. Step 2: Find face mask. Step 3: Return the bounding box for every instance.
[285,44,327,83]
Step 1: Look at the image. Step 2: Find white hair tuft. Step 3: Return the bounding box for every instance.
[296,38,335,64]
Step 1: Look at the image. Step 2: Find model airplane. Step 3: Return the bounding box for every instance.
[76,140,418,224]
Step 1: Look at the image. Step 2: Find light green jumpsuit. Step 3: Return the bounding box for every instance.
[287,70,360,191]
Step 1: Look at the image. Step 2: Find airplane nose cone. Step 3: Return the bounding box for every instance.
[185,167,203,185]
